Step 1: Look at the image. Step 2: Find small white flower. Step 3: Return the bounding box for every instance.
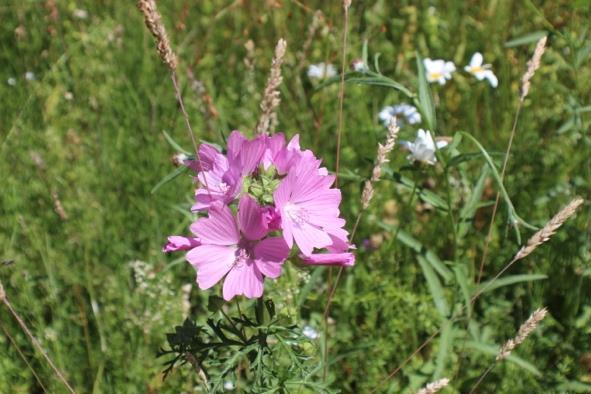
[7,77,16,86]
[307,63,337,79]
[73,9,89,19]
[351,59,369,73]
[223,381,235,391]
[379,104,421,127]
[303,325,319,340]
[423,58,455,85]
[400,129,448,165]
[24,71,35,81]
[464,52,498,88]
[64,91,74,101]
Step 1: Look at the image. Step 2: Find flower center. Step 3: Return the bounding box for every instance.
[234,248,251,268]
[218,182,230,193]
[429,71,443,80]
[284,202,309,225]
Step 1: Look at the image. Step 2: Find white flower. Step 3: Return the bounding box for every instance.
[307,63,337,79]
[464,52,498,88]
[7,77,16,86]
[223,381,235,391]
[303,325,319,340]
[351,59,369,73]
[401,129,448,165]
[423,58,455,85]
[378,104,421,127]
[25,71,35,81]
[73,9,89,19]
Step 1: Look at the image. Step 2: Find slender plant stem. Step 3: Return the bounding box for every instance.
[1,323,49,393]
[186,352,210,391]
[334,2,350,187]
[170,71,211,195]
[469,364,496,393]
[323,1,351,381]
[476,102,523,284]
[1,284,76,394]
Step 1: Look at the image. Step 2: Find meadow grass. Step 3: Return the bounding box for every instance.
[1,1,590,392]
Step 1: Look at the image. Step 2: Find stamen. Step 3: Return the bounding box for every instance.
[284,203,309,225]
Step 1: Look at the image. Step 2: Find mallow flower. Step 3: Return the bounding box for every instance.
[423,58,456,85]
[273,158,347,256]
[378,104,421,127]
[186,198,289,301]
[400,129,448,165]
[464,52,498,88]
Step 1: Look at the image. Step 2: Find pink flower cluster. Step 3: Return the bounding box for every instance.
[164,131,355,301]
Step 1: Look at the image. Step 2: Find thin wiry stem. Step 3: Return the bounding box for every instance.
[137,0,211,194]
[334,0,351,187]
[0,281,76,394]
[1,323,49,393]
[323,0,351,380]
[477,102,523,284]
[476,36,547,285]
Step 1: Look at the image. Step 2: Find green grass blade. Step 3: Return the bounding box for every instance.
[415,53,436,131]
[151,165,189,194]
[475,274,548,295]
[418,255,449,318]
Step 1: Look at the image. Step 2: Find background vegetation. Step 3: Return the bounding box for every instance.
[1,0,590,392]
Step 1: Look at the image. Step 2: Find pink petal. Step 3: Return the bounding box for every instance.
[280,213,294,249]
[186,244,236,289]
[298,189,342,219]
[254,237,290,278]
[191,204,240,245]
[273,176,292,208]
[291,221,332,256]
[300,251,355,266]
[227,130,246,161]
[239,137,265,175]
[238,195,268,241]
[162,236,200,253]
[262,134,286,169]
[222,261,264,300]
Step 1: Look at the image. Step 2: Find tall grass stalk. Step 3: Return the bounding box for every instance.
[477,36,548,284]
[137,0,211,193]
[0,281,76,393]
[469,308,548,393]
[323,0,351,381]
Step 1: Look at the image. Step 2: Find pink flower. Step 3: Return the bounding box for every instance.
[162,236,201,253]
[186,197,289,301]
[226,131,266,176]
[189,131,266,211]
[300,235,355,266]
[190,144,241,211]
[273,159,347,256]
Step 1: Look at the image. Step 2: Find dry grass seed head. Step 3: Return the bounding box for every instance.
[255,38,287,136]
[497,307,548,361]
[417,378,450,394]
[137,0,177,71]
[513,197,584,262]
[361,118,400,209]
[520,36,547,101]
